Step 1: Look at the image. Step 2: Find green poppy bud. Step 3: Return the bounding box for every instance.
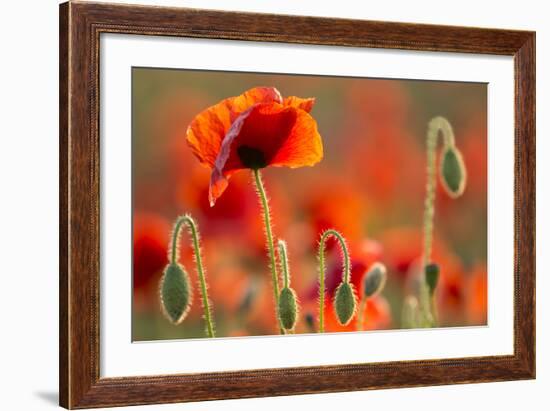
[425,263,440,295]
[278,287,298,330]
[440,146,467,198]
[160,263,192,324]
[334,282,357,326]
[362,262,387,297]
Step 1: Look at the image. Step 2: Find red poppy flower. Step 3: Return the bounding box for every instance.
[186,87,323,206]
[133,212,170,290]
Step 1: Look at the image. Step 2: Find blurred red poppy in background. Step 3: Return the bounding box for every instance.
[133,212,170,312]
[466,264,488,325]
[323,296,391,333]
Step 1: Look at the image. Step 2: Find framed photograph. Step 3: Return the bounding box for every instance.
[59,2,535,408]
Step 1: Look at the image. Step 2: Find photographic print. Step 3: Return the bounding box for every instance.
[131,68,487,341]
[60,5,535,406]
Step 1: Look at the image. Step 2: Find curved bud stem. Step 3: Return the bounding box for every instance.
[252,169,284,334]
[422,116,466,328]
[171,214,215,338]
[423,116,456,268]
[318,229,351,332]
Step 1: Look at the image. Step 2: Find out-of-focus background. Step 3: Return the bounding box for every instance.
[132,68,487,341]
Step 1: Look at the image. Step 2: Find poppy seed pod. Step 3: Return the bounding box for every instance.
[440,146,467,198]
[160,263,192,324]
[425,263,440,295]
[334,282,357,326]
[278,287,298,330]
[362,262,387,298]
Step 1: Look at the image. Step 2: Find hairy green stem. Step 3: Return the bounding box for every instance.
[278,240,290,288]
[430,294,439,325]
[318,229,351,333]
[423,116,455,268]
[252,169,284,334]
[357,298,367,331]
[422,117,455,326]
[419,280,434,328]
[171,215,215,338]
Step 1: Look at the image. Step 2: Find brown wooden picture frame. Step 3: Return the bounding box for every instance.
[59,1,535,409]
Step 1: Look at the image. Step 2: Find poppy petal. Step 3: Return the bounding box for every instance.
[270,108,323,168]
[186,87,283,168]
[229,87,283,121]
[283,96,316,113]
[208,102,323,205]
[209,167,234,207]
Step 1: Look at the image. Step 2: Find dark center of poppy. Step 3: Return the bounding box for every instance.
[237,145,267,169]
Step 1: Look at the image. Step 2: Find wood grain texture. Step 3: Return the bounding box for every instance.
[59,2,69,407]
[59,1,536,408]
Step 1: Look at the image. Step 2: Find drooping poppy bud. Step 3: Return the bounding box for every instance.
[440,146,467,198]
[165,214,215,337]
[278,287,298,330]
[317,229,352,332]
[425,263,440,296]
[362,262,387,298]
[160,263,192,324]
[334,282,357,326]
